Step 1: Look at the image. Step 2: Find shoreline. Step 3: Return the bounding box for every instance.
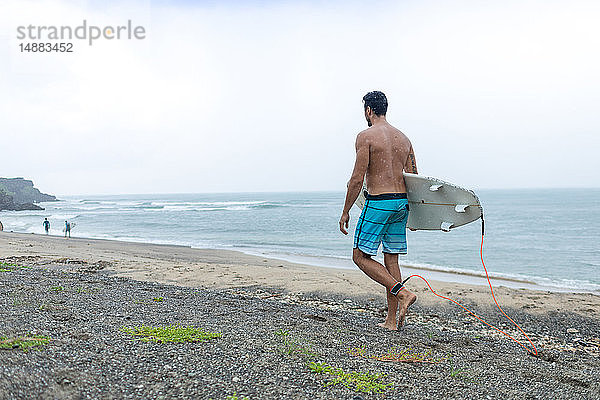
[236,248,599,294]
[3,230,598,295]
[1,231,599,321]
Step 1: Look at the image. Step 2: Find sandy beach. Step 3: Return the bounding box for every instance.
[2,232,599,317]
[1,231,599,399]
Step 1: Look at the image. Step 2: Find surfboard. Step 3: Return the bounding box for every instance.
[62,222,76,232]
[354,173,482,232]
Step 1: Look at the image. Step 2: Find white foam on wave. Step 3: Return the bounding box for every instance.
[154,200,269,207]
[57,199,303,214]
[157,201,285,212]
[75,206,116,212]
[48,214,80,221]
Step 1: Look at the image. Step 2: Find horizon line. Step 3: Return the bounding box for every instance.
[51,186,600,197]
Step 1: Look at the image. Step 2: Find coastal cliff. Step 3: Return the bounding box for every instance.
[0,178,57,211]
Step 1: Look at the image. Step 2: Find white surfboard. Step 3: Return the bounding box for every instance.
[62,222,76,232]
[354,173,482,232]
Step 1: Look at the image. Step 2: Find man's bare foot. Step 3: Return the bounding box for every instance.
[397,291,417,328]
[378,320,398,331]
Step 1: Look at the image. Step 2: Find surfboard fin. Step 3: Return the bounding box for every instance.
[455,204,469,213]
[441,221,453,232]
[429,184,443,192]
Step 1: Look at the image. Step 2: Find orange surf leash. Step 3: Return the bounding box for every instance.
[402,216,538,356]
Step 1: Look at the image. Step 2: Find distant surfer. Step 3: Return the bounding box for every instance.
[43,218,50,234]
[339,91,418,330]
[64,220,71,238]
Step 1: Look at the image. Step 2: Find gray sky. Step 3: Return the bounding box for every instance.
[1,0,599,195]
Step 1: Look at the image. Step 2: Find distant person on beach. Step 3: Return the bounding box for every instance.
[64,220,71,238]
[339,91,418,330]
[43,218,50,234]
[0,220,3,231]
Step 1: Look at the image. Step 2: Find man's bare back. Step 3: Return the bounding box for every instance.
[359,123,417,195]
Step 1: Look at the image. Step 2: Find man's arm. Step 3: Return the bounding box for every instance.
[404,144,418,174]
[339,133,369,235]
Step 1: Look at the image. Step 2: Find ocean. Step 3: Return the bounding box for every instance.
[1,189,599,293]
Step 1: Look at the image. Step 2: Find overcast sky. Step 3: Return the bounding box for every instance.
[1,0,599,195]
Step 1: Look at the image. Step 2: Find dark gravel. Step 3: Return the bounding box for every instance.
[1,262,599,400]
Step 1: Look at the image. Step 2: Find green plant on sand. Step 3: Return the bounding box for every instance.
[121,325,221,343]
[349,345,444,364]
[0,335,50,352]
[273,329,316,358]
[226,393,250,400]
[448,357,478,383]
[0,262,29,272]
[308,361,392,394]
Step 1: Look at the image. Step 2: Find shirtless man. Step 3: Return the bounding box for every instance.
[339,91,418,330]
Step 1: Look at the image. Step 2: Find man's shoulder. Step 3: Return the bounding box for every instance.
[355,128,373,144]
[357,124,404,139]
[357,127,372,136]
[356,126,378,139]
[388,124,411,143]
[385,123,407,136]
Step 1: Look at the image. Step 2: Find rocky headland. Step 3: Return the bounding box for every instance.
[0,178,57,211]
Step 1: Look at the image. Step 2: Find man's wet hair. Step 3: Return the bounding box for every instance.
[363,91,388,116]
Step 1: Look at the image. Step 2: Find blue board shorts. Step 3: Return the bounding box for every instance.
[353,193,409,256]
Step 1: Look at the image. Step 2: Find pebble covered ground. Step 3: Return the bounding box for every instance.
[1,256,599,399]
